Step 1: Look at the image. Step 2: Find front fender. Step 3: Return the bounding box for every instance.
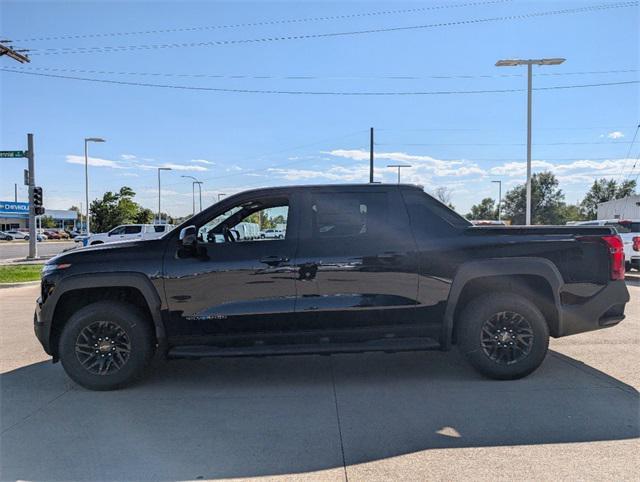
[39,272,166,355]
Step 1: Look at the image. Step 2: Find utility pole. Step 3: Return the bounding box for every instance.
[0,41,30,63]
[27,134,37,259]
[492,180,502,221]
[369,127,374,183]
[495,58,565,225]
[14,183,17,202]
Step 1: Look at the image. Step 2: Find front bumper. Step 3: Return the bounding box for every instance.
[557,280,630,337]
[34,295,54,356]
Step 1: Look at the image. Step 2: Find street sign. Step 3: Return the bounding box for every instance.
[24,169,29,185]
[0,150,27,158]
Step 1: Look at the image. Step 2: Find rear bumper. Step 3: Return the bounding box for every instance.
[557,280,630,337]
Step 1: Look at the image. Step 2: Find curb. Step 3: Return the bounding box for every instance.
[0,281,40,289]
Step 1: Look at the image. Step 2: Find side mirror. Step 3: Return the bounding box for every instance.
[179,225,197,246]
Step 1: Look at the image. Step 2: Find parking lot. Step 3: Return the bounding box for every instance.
[1,282,638,481]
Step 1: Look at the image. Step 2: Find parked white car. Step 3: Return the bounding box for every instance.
[83,224,174,246]
[260,228,285,239]
[573,219,640,271]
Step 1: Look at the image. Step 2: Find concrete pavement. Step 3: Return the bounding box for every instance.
[0,284,638,481]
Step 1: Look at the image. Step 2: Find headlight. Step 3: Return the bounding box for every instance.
[42,263,71,275]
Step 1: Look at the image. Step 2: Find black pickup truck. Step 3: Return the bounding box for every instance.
[35,184,630,390]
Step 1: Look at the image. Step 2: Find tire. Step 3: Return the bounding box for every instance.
[59,301,154,390]
[456,292,549,380]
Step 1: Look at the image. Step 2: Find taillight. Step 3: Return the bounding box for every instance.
[633,236,640,252]
[601,235,625,280]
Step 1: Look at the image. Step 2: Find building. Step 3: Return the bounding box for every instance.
[597,194,640,220]
[0,201,78,231]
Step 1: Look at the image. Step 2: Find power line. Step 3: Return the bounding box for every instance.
[9,65,638,81]
[2,68,638,95]
[28,1,639,56]
[619,123,640,180]
[12,0,512,42]
[376,141,634,146]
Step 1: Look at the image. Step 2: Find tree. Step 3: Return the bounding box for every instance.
[558,204,587,223]
[433,186,455,210]
[580,178,636,219]
[466,198,497,220]
[502,171,566,225]
[90,186,153,233]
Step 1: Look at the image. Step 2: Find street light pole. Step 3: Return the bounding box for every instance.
[495,57,565,225]
[492,180,502,221]
[157,167,172,223]
[387,164,412,184]
[84,137,106,235]
[195,181,203,212]
[181,175,203,215]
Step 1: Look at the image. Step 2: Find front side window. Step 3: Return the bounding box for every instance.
[311,192,387,238]
[124,225,142,234]
[109,226,125,235]
[198,198,289,244]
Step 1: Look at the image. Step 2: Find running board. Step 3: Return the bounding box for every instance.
[168,337,441,359]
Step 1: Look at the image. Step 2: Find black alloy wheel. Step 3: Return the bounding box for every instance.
[480,311,534,365]
[75,320,132,375]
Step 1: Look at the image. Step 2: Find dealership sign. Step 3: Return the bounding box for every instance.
[0,201,29,218]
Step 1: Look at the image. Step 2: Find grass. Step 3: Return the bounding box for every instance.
[0,264,43,283]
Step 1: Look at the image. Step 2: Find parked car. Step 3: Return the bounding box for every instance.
[35,184,629,390]
[6,230,47,241]
[573,219,640,271]
[0,231,14,241]
[6,230,28,240]
[65,230,81,239]
[44,230,62,240]
[260,228,285,239]
[83,224,174,246]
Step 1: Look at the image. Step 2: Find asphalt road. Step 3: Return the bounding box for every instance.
[1,283,638,481]
[0,240,76,261]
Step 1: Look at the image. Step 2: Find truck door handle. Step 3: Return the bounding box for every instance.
[260,255,289,266]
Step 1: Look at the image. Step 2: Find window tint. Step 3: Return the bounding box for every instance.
[110,226,125,235]
[198,198,289,244]
[403,190,469,238]
[312,192,387,238]
[153,225,166,233]
[124,225,142,234]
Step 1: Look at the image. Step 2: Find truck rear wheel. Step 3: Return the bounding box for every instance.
[456,293,549,380]
[58,301,154,390]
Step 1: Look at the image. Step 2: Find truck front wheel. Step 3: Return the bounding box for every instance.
[456,293,549,380]
[58,301,154,390]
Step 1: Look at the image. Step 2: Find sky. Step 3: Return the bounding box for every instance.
[1,0,639,218]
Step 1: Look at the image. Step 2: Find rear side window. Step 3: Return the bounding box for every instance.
[402,190,470,237]
[311,192,387,238]
[153,225,166,233]
[124,225,142,234]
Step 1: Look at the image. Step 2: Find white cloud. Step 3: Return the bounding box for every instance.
[191,159,215,165]
[120,154,137,160]
[607,131,625,139]
[120,172,139,177]
[65,154,126,169]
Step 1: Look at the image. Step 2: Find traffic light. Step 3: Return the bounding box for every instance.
[33,186,45,215]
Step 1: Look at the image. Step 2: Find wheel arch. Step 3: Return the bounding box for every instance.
[442,257,563,349]
[47,273,165,360]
